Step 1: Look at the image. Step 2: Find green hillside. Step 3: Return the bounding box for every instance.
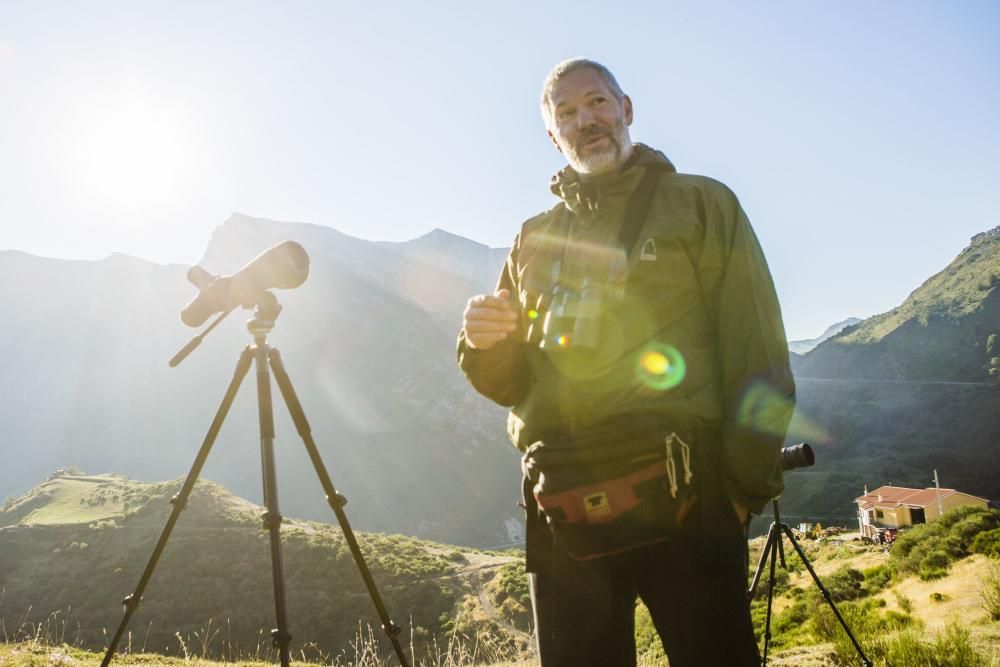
[5,505,1000,666]
[795,226,1000,381]
[0,471,528,664]
[845,227,1000,344]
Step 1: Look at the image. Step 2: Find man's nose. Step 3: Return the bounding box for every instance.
[576,105,597,128]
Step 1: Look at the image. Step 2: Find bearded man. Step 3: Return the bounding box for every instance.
[457,58,795,666]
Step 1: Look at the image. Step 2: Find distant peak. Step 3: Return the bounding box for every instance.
[417,228,464,241]
[406,228,502,252]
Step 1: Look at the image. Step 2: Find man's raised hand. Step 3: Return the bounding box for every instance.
[463,288,518,350]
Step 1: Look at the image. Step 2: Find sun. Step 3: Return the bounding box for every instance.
[72,93,193,209]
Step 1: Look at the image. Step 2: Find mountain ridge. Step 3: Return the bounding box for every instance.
[794,225,1000,382]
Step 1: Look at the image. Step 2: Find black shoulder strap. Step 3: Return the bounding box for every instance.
[619,164,667,258]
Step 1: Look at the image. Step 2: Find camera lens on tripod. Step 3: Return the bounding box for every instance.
[780,443,814,471]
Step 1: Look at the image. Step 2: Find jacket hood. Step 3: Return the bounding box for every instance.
[549,143,677,215]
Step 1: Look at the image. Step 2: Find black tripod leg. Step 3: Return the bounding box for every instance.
[101,347,254,667]
[267,349,411,667]
[253,341,293,667]
[748,523,777,600]
[778,525,872,667]
[762,534,778,665]
[747,524,781,665]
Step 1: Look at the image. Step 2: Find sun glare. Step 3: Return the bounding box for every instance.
[70,94,194,209]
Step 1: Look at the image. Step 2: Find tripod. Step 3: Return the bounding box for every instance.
[747,498,871,667]
[101,293,410,667]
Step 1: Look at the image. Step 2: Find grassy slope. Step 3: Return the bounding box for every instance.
[749,530,1000,666]
[0,473,528,665]
[794,225,1000,384]
[842,226,1000,345]
[4,533,998,666]
[5,475,999,666]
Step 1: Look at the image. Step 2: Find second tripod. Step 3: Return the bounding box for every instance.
[101,296,410,667]
[748,498,871,666]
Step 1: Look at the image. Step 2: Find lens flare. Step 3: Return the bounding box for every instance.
[786,411,832,445]
[637,344,686,390]
[557,334,570,348]
[734,380,826,440]
[527,309,539,320]
[641,351,669,375]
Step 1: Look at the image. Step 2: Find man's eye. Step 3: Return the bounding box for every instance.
[557,109,575,120]
[591,97,607,106]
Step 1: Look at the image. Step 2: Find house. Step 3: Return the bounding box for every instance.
[855,484,989,540]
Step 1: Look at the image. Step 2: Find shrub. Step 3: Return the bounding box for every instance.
[971,528,1000,558]
[919,550,951,580]
[878,622,986,667]
[892,507,1000,578]
[982,559,1000,621]
[818,602,988,666]
[812,597,913,665]
[770,596,814,651]
[953,512,1000,546]
[825,566,865,602]
[750,566,790,600]
[861,564,893,595]
[811,598,903,643]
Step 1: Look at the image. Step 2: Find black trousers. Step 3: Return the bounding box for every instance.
[528,512,760,667]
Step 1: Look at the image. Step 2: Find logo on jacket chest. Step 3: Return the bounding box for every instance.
[640,238,657,261]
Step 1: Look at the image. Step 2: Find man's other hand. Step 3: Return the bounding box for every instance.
[463,288,518,350]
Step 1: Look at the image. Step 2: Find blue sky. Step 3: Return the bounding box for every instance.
[1,1,997,340]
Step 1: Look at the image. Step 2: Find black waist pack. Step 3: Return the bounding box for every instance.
[522,426,698,561]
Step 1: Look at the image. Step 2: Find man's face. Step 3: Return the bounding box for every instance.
[547,67,634,176]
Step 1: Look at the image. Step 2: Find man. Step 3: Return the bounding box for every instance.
[457,58,795,666]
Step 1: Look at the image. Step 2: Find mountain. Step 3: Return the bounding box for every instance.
[788,318,862,355]
[0,472,526,660]
[775,226,1000,528]
[0,214,520,548]
[377,228,510,298]
[795,226,1000,382]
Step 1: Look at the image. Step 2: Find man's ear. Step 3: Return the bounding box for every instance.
[547,129,563,153]
[623,95,634,126]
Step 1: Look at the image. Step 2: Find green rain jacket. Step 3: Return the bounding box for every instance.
[457,144,795,514]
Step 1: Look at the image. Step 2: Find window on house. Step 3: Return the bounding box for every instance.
[875,510,884,519]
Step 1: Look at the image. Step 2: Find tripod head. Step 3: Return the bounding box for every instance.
[169,241,310,367]
[169,289,283,367]
[246,290,282,338]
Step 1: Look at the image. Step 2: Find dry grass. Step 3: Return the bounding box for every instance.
[4,536,999,666]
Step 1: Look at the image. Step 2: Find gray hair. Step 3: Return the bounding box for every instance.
[540,58,625,128]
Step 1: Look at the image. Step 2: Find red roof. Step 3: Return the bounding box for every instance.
[855,485,959,510]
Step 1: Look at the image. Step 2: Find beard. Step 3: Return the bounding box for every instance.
[563,121,632,175]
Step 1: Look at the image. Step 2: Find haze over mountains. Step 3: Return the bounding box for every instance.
[2,214,518,547]
[2,216,998,544]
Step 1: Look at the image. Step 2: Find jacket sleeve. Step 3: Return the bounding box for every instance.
[699,183,796,515]
[456,234,529,407]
